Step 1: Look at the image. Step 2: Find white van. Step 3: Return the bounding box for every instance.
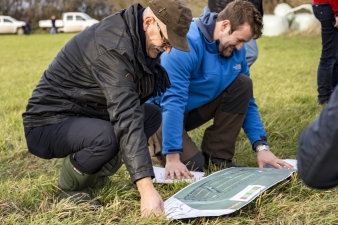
[39,12,99,33]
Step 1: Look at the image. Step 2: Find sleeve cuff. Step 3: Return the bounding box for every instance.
[131,169,155,184]
[162,148,183,155]
[252,137,268,151]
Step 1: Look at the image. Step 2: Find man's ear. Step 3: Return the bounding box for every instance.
[143,16,155,31]
[221,20,231,32]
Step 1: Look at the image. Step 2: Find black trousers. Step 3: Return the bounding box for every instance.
[24,103,161,174]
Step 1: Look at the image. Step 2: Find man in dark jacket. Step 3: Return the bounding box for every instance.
[297,86,338,189]
[22,0,192,217]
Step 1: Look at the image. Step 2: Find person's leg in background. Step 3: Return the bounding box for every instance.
[331,24,338,89]
[313,3,337,104]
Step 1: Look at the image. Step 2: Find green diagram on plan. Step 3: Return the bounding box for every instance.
[174,167,294,210]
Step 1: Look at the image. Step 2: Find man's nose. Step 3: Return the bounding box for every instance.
[164,46,172,54]
[235,42,244,50]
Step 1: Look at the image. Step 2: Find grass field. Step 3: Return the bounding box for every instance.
[0,33,337,224]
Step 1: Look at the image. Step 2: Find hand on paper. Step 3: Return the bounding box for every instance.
[165,153,193,180]
[257,150,293,169]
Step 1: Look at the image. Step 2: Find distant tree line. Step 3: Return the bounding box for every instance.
[0,0,311,25]
[0,0,150,24]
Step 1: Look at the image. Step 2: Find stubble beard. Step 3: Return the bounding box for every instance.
[218,43,235,58]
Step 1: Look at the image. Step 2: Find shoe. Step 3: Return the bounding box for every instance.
[211,157,243,168]
[182,151,205,172]
[58,188,101,207]
[203,152,243,168]
[318,96,329,105]
[58,155,101,207]
[318,99,328,105]
[224,159,243,168]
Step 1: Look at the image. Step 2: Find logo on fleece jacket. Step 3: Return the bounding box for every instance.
[233,64,242,70]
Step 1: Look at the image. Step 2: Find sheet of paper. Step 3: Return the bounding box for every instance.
[152,166,205,184]
[164,167,295,219]
[264,159,298,171]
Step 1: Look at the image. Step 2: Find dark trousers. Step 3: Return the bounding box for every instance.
[184,73,253,160]
[313,3,338,103]
[24,103,161,174]
[149,74,253,168]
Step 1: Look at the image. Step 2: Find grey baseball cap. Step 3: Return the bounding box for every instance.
[149,0,192,52]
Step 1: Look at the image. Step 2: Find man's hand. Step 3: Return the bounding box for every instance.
[257,149,293,169]
[136,177,164,218]
[335,16,338,29]
[165,153,192,180]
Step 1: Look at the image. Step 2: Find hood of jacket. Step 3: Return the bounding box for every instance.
[194,7,218,43]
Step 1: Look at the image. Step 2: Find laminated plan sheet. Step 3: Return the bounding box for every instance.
[164,167,295,219]
[153,166,205,184]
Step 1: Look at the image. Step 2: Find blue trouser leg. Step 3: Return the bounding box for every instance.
[313,3,338,103]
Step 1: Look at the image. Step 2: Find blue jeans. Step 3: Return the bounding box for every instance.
[50,27,56,34]
[313,3,338,104]
[245,39,259,67]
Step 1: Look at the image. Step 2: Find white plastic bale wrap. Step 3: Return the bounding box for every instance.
[274,3,295,23]
[291,13,318,31]
[262,15,289,36]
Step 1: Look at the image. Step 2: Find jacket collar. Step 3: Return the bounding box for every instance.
[194,7,218,43]
[122,4,154,75]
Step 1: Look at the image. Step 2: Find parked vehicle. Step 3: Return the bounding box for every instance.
[39,12,99,33]
[0,15,25,34]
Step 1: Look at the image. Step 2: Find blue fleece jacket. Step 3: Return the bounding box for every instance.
[150,7,267,155]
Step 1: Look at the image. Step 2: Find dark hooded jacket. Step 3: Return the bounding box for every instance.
[297,87,338,189]
[22,4,168,183]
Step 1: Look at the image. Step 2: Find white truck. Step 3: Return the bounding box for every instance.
[0,15,25,34]
[39,12,99,33]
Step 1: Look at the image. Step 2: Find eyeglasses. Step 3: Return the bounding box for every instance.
[155,21,171,52]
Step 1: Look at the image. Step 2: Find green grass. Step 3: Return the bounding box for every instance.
[0,33,337,224]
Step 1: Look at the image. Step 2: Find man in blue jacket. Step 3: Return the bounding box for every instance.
[148,0,292,179]
[208,0,264,67]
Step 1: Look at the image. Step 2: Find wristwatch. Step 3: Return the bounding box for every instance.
[255,144,270,152]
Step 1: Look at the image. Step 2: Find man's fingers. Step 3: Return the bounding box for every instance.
[175,170,181,180]
[258,161,264,168]
[164,170,169,179]
[278,160,293,169]
[182,170,191,179]
[155,207,164,216]
[271,161,282,169]
[170,171,175,180]
[188,171,193,177]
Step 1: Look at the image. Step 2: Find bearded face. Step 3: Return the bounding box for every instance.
[217,30,236,58]
[216,23,253,58]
